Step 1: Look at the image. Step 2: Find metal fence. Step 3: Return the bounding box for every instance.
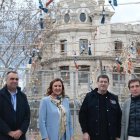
[25,69,137,140]
[25,70,90,140]
[0,67,139,139]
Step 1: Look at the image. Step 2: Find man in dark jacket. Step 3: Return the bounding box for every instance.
[0,71,30,140]
[79,74,122,140]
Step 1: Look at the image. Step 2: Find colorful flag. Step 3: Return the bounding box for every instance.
[46,0,53,7]
[74,57,79,70]
[101,7,105,24]
[113,0,117,6]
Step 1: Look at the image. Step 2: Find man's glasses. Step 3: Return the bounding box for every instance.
[10,78,19,81]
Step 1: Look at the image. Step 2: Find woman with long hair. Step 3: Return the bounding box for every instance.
[39,78,73,140]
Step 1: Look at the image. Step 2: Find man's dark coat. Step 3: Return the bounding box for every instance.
[0,86,30,140]
[79,88,122,140]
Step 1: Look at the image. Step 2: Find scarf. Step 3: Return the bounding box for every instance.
[50,96,66,140]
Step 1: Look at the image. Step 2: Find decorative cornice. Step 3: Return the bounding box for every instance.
[49,26,96,34]
[111,30,140,35]
[45,26,97,37]
[41,56,116,65]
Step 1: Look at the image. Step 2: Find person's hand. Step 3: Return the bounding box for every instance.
[83,132,90,140]
[13,130,23,140]
[115,138,120,140]
[8,131,15,138]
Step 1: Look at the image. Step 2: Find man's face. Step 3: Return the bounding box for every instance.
[6,73,19,91]
[97,78,109,93]
[129,81,140,97]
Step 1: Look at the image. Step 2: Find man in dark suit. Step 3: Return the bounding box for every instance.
[0,71,30,140]
[79,74,122,140]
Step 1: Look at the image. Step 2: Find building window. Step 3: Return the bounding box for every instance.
[64,13,70,23]
[136,42,140,56]
[112,73,125,86]
[89,16,92,23]
[80,13,86,22]
[78,65,90,83]
[134,67,140,78]
[79,39,88,55]
[60,66,69,83]
[60,40,67,55]
[114,41,123,53]
[0,46,2,54]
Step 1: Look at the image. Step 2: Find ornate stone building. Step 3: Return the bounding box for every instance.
[34,0,140,100]
[26,0,140,136]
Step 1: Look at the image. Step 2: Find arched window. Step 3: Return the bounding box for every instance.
[114,41,123,53]
[134,67,140,78]
[78,65,90,83]
[79,39,88,55]
[112,73,125,86]
[64,13,70,23]
[60,40,67,55]
[80,13,86,22]
[60,66,69,83]
[136,42,140,56]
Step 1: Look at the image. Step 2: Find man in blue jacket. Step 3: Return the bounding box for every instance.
[79,74,122,140]
[0,71,30,140]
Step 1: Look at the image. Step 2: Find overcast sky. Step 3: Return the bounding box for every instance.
[108,0,140,24]
[36,0,140,24]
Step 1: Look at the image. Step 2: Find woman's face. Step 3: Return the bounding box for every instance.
[51,81,63,97]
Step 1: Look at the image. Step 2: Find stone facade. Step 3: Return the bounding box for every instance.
[26,0,140,135]
[35,0,140,99]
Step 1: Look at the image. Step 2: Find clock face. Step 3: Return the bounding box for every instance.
[80,13,86,22]
[64,14,70,23]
